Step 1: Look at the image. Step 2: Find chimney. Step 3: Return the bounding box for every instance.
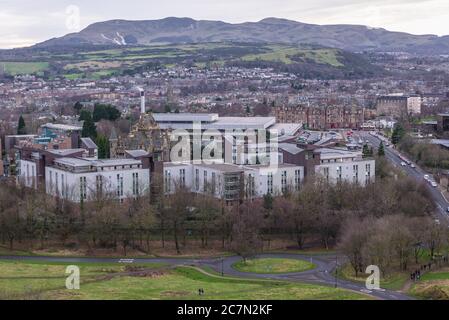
[140,89,145,114]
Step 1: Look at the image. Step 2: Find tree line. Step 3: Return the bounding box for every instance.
[0,160,437,271]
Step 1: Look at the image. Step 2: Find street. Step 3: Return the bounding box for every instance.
[357,131,449,224]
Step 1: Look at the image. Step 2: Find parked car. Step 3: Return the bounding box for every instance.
[424,175,430,181]
[431,181,438,188]
[401,162,406,166]
[411,164,416,168]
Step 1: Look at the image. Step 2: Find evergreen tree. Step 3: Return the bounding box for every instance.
[81,111,97,140]
[392,123,405,145]
[378,141,385,156]
[96,135,110,159]
[92,103,121,122]
[17,116,26,135]
[73,101,83,114]
[78,109,91,122]
[362,144,371,158]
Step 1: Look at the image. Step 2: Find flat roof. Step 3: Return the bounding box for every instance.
[194,162,244,173]
[314,148,361,159]
[211,117,276,130]
[125,150,150,157]
[270,123,303,136]
[91,159,142,167]
[54,157,91,167]
[47,148,85,156]
[42,123,82,131]
[54,157,142,168]
[431,139,449,148]
[153,113,219,123]
[154,113,276,130]
[279,143,304,155]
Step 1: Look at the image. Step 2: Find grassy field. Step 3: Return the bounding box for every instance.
[0,260,369,300]
[0,43,351,78]
[0,62,49,75]
[233,258,315,274]
[409,268,449,299]
[241,47,343,67]
[339,263,408,291]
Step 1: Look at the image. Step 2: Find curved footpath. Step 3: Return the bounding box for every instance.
[0,253,412,300]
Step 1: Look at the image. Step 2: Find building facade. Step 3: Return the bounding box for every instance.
[45,158,150,203]
[274,105,365,130]
[163,162,304,202]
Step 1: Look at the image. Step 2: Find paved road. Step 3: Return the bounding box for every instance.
[0,253,412,300]
[358,131,449,224]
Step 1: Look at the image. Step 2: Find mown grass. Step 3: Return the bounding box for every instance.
[0,260,369,300]
[409,268,449,300]
[0,62,49,75]
[233,258,315,274]
[339,263,408,291]
[241,47,343,67]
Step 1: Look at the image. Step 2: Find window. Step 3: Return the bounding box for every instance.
[132,172,139,196]
[164,170,171,193]
[267,173,273,194]
[337,166,342,182]
[31,166,35,188]
[295,169,301,191]
[195,169,200,191]
[211,172,216,195]
[80,176,87,201]
[96,175,103,194]
[248,174,255,197]
[117,174,123,197]
[281,171,287,193]
[203,171,208,192]
[366,164,371,185]
[55,172,59,194]
[49,171,53,193]
[179,169,186,188]
[353,165,359,184]
[61,174,65,198]
[323,167,329,182]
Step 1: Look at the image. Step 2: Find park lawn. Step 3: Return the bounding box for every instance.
[339,263,408,291]
[409,268,449,299]
[233,258,315,274]
[0,261,368,300]
[1,62,49,75]
[0,260,166,299]
[44,267,368,300]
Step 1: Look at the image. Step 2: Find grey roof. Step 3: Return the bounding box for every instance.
[42,123,82,131]
[153,113,219,123]
[47,148,85,156]
[125,150,150,158]
[154,113,276,130]
[80,137,98,149]
[279,143,304,155]
[194,162,244,173]
[270,123,302,136]
[430,139,449,148]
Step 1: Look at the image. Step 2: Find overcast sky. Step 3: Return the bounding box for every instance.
[1,0,449,48]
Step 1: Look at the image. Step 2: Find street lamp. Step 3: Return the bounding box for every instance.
[335,252,338,288]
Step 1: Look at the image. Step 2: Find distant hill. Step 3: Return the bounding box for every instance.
[35,17,449,55]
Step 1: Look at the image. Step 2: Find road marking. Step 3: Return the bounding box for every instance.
[119,259,134,263]
[360,289,372,294]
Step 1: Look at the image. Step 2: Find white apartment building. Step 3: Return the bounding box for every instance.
[163,162,304,201]
[45,158,150,202]
[20,157,38,188]
[314,148,375,185]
